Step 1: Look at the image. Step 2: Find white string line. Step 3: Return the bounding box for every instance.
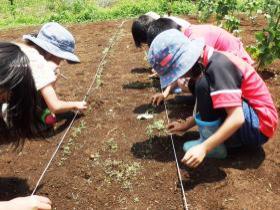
[31,20,126,195]
[84,20,126,101]
[161,91,189,210]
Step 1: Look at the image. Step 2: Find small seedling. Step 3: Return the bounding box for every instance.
[96,74,102,88]
[105,138,118,153]
[146,119,166,138]
[103,158,141,189]
[71,120,86,138]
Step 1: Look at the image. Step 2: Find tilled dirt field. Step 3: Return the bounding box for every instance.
[0,17,279,210]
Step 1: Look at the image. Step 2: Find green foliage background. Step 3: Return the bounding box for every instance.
[0,0,278,68]
[0,0,196,29]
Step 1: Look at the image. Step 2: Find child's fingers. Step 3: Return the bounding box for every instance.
[186,157,197,168]
[150,96,156,105]
[167,122,176,130]
[156,97,162,106]
[181,152,191,164]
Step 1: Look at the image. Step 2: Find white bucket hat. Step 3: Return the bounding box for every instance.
[23,22,80,63]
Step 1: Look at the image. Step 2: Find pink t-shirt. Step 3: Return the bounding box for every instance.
[184,25,254,65]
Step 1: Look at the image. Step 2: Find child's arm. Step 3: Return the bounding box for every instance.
[40,84,87,114]
[0,195,51,210]
[151,82,177,106]
[181,106,244,168]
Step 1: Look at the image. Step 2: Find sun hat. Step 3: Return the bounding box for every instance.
[23,22,80,63]
[148,29,205,88]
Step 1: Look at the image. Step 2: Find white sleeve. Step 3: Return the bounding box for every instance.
[31,60,57,90]
[165,16,191,29]
[18,44,57,90]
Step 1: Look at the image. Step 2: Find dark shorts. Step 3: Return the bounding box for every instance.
[225,101,268,148]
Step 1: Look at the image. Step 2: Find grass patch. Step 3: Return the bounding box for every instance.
[146,119,166,138]
[103,158,141,189]
[0,0,196,29]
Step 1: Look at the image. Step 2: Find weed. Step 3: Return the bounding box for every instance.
[103,158,141,189]
[146,119,166,138]
[57,137,75,166]
[71,120,86,138]
[105,138,118,153]
[133,197,140,203]
[95,73,102,88]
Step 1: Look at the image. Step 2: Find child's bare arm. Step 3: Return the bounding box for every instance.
[151,83,175,106]
[40,84,87,114]
[0,195,51,210]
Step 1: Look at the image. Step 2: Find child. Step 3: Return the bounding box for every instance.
[132,12,191,78]
[0,42,42,138]
[147,18,254,106]
[132,12,190,48]
[20,22,87,125]
[148,29,278,168]
[0,42,52,209]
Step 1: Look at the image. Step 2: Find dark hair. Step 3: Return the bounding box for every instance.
[147,18,181,46]
[131,15,156,48]
[188,61,204,78]
[0,42,41,145]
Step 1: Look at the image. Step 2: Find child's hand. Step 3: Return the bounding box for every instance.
[148,72,159,79]
[167,121,188,133]
[181,144,207,168]
[74,101,87,111]
[151,93,165,106]
[148,68,159,79]
[8,195,51,210]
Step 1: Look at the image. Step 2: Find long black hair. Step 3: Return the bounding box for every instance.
[0,42,41,145]
[131,15,156,48]
[147,18,182,46]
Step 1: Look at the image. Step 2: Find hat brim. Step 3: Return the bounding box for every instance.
[23,35,80,63]
[159,39,205,89]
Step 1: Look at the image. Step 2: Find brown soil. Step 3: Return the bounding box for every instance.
[0,17,279,210]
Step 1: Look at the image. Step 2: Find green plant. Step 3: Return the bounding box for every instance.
[105,138,118,153]
[247,1,280,69]
[197,0,216,22]
[222,14,240,33]
[104,159,141,189]
[71,120,86,138]
[146,119,166,138]
[215,0,237,23]
[242,0,263,16]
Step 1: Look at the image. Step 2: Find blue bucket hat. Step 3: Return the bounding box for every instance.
[23,22,80,63]
[148,29,205,88]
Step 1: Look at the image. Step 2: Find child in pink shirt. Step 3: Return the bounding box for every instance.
[183,24,253,65]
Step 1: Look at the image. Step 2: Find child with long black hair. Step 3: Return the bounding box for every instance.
[0,42,52,210]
